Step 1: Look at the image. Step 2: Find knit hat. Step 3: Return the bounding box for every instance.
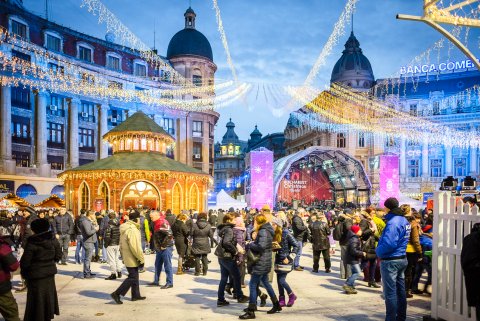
[228,207,235,213]
[351,225,361,234]
[128,210,140,221]
[31,218,51,234]
[384,197,399,210]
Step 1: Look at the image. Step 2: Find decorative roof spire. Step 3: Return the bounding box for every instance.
[184,7,196,29]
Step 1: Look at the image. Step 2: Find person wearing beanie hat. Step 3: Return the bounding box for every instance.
[20,218,61,321]
[342,225,365,294]
[376,196,411,320]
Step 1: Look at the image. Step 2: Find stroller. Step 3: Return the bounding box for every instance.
[182,243,196,272]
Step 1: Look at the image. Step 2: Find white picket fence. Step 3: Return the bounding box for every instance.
[431,191,480,321]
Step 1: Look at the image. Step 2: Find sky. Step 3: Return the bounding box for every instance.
[24,0,480,141]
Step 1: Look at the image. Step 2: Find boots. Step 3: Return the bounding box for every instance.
[117,272,122,278]
[105,274,116,280]
[267,300,282,314]
[406,290,413,298]
[368,282,381,288]
[259,293,267,307]
[279,296,286,307]
[286,292,297,307]
[239,304,256,319]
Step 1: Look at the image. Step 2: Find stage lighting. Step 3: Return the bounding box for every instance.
[440,176,458,191]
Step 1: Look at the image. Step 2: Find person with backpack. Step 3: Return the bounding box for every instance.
[291,209,308,271]
[309,213,332,273]
[333,210,353,279]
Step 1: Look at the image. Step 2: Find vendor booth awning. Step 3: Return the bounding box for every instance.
[209,189,247,210]
[23,194,65,208]
[0,193,30,208]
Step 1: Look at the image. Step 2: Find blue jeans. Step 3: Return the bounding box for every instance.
[381,258,408,321]
[276,272,292,297]
[293,241,303,268]
[249,273,277,305]
[346,263,361,287]
[75,235,85,263]
[218,258,243,301]
[83,242,94,276]
[154,247,173,285]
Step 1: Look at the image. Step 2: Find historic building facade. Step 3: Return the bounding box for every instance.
[246,126,286,161]
[0,1,218,203]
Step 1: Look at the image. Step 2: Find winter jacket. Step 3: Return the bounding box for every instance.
[104,218,121,247]
[376,207,411,259]
[419,234,432,251]
[345,231,364,265]
[172,219,189,256]
[53,214,74,236]
[461,225,480,307]
[99,214,110,238]
[248,223,275,275]
[191,219,215,255]
[165,213,176,228]
[406,220,423,255]
[291,215,308,242]
[214,223,237,260]
[275,228,299,265]
[0,238,19,294]
[119,220,144,268]
[20,231,62,280]
[208,213,218,227]
[22,213,38,247]
[233,226,246,263]
[78,216,98,244]
[310,221,331,251]
[337,215,353,246]
[152,220,174,251]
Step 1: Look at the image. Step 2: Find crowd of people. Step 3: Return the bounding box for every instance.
[0,195,478,321]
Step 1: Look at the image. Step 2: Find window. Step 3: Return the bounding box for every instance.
[11,115,30,144]
[47,122,64,147]
[80,183,90,210]
[106,54,121,70]
[454,158,467,177]
[79,102,95,122]
[77,44,93,62]
[109,109,125,125]
[11,19,27,39]
[48,95,65,117]
[81,73,95,85]
[11,86,30,109]
[16,184,37,198]
[193,75,202,86]
[134,62,147,77]
[433,101,440,115]
[193,142,202,161]
[430,159,443,177]
[192,121,203,137]
[385,137,397,147]
[209,123,214,138]
[408,159,419,177]
[336,133,346,148]
[45,32,61,52]
[48,155,64,170]
[162,118,175,135]
[12,50,30,62]
[48,63,64,76]
[79,128,94,150]
[409,104,418,116]
[456,99,464,112]
[358,132,365,148]
[108,81,123,90]
[12,152,30,167]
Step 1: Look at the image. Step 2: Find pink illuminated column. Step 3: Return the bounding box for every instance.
[379,154,400,206]
[245,148,274,210]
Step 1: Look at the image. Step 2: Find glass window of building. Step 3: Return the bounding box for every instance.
[79,102,95,122]
[48,62,64,75]
[11,19,27,38]
[134,63,147,77]
[385,137,397,147]
[11,86,30,110]
[162,118,175,135]
[193,143,202,160]
[47,122,64,144]
[433,101,440,115]
[408,159,419,177]
[193,75,202,86]
[48,155,64,170]
[79,128,94,149]
[430,159,443,177]
[16,184,37,198]
[106,54,121,70]
[45,33,61,52]
[336,133,346,148]
[12,50,30,62]
[192,121,203,137]
[80,183,90,210]
[409,104,418,116]
[78,45,93,62]
[81,72,95,85]
[358,132,365,148]
[48,95,65,117]
[12,152,29,167]
[454,158,467,177]
[11,115,30,144]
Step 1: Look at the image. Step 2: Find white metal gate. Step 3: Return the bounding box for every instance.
[431,191,480,321]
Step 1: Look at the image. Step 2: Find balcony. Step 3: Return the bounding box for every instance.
[47,142,65,149]
[79,146,95,153]
[12,136,31,145]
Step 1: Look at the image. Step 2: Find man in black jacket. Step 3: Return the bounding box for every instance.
[291,209,308,271]
[165,209,176,228]
[53,208,74,265]
[461,223,480,321]
[309,214,332,273]
[104,212,123,280]
[337,210,354,279]
[149,211,174,289]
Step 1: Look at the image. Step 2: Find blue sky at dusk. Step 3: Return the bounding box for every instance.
[24,0,480,141]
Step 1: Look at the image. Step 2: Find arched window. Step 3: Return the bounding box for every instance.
[51,185,65,199]
[172,182,183,215]
[99,181,110,210]
[80,182,90,210]
[16,184,37,198]
[189,183,199,211]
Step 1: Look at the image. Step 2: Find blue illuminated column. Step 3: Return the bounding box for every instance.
[470,147,477,176]
[445,145,452,176]
[422,140,429,177]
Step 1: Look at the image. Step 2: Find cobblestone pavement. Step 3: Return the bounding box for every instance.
[9,246,430,321]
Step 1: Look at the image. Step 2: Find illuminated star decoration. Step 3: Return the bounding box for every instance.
[254,166,262,174]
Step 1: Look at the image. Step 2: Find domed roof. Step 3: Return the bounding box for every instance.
[331,32,374,90]
[222,118,239,144]
[167,7,213,62]
[250,125,262,138]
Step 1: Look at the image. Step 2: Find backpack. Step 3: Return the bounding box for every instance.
[333,221,346,241]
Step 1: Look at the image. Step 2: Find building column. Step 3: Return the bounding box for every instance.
[399,137,406,177]
[35,90,50,176]
[97,103,109,159]
[470,147,477,176]
[202,121,209,173]
[186,117,193,167]
[67,98,80,169]
[0,86,15,174]
[445,145,453,176]
[176,117,187,164]
[422,140,429,177]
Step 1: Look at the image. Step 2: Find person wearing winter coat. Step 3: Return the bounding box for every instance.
[240,214,281,319]
[336,212,354,279]
[110,211,145,304]
[215,213,249,307]
[191,212,215,276]
[461,222,480,321]
[291,210,308,271]
[402,206,423,298]
[233,216,247,287]
[412,222,433,295]
[0,235,20,321]
[53,208,74,265]
[309,214,332,273]
[342,225,365,294]
[274,218,299,308]
[150,211,174,289]
[165,209,176,228]
[104,212,123,280]
[171,214,189,275]
[78,211,99,278]
[20,219,62,321]
[359,212,381,288]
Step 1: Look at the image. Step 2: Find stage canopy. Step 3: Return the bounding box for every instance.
[274,146,372,207]
[209,189,247,210]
